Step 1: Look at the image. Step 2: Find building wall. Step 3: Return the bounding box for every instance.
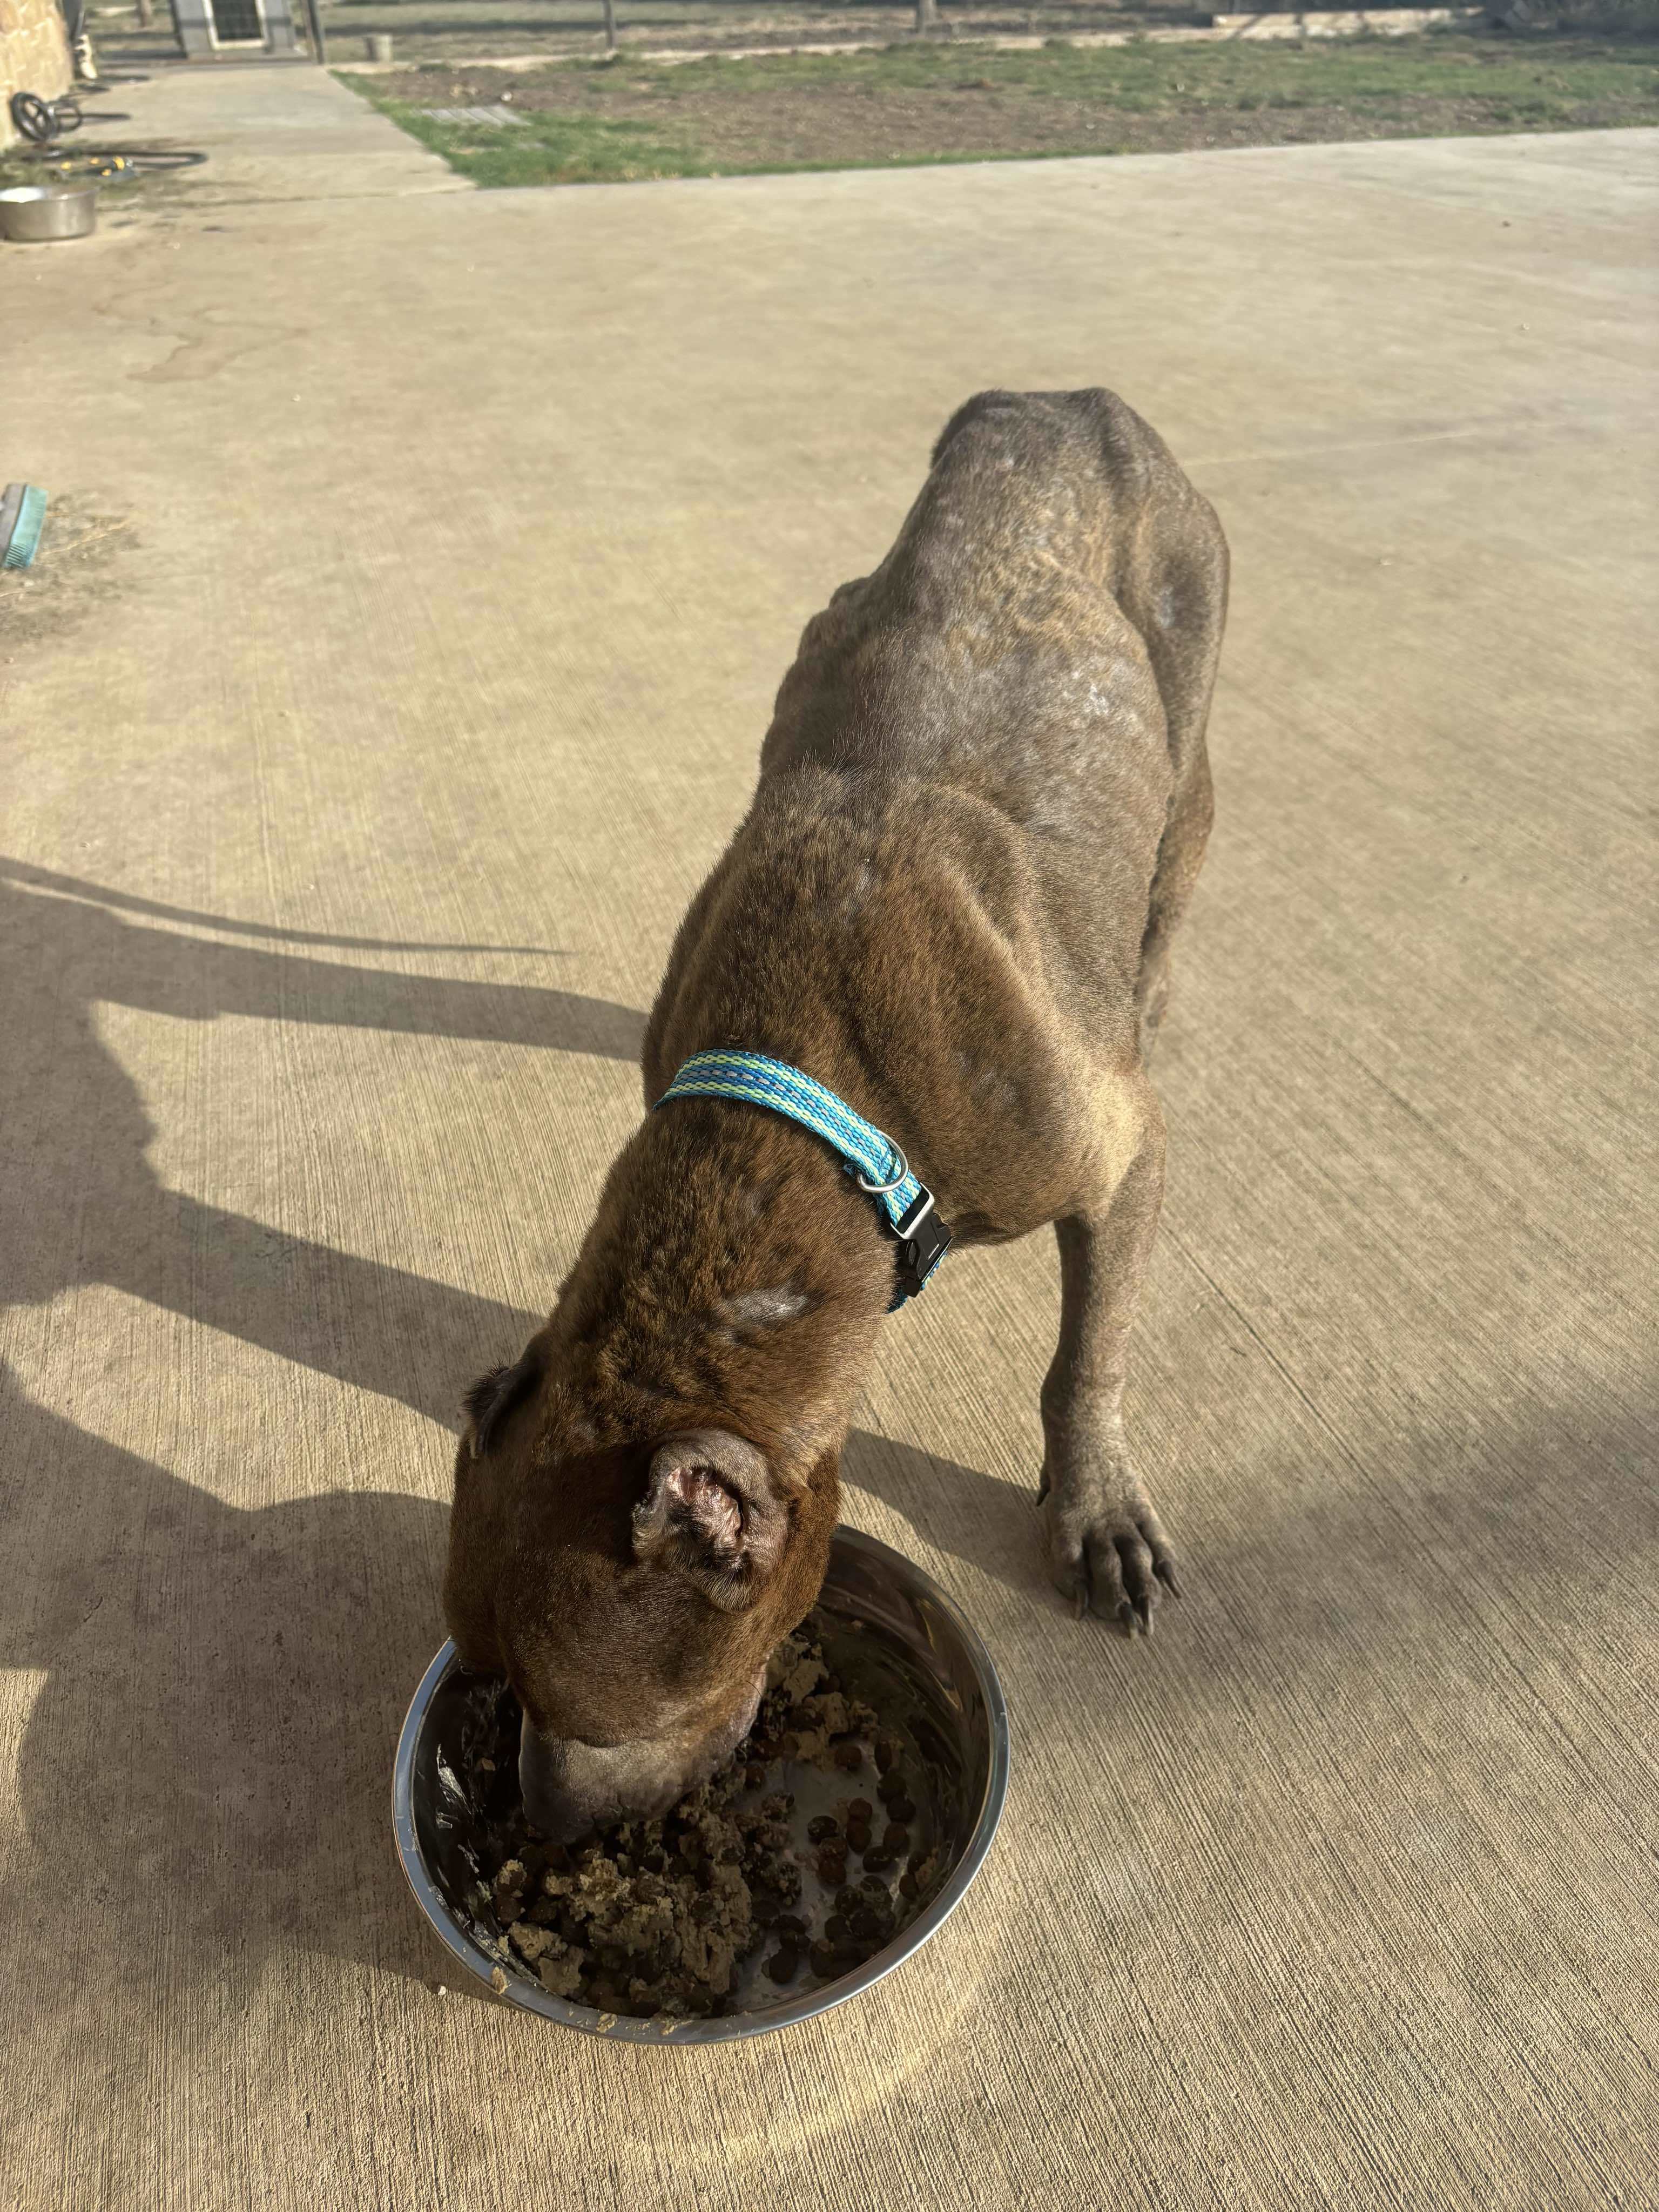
[171,0,300,61]
[1,0,72,146]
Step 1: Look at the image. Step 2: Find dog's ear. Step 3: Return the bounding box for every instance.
[632,1428,792,1613]
[462,1345,542,1461]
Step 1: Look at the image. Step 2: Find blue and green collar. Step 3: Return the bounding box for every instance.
[655,1050,951,1310]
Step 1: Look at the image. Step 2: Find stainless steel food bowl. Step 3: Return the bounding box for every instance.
[392,1526,1010,2043]
[0,185,98,243]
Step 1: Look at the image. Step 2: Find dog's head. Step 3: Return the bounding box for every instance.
[442,1339,839,1842]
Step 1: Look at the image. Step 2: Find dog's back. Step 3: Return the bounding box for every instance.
[762,388,1225,834]
[643,390,1227,1230]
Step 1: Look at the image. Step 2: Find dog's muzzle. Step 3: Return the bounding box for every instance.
[517,1673,765,1844]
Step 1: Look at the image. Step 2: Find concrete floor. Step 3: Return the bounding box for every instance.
[2,67,1655,2212]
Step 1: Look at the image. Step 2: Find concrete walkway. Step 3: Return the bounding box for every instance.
[2,70,1655,2212]
[61,59,464,203]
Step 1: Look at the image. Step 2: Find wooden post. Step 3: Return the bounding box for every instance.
[135,0,154,25]
[915,0,939,29]
[602,0,617,52]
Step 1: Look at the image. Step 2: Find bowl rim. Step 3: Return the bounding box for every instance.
[391,1523,1011,2044]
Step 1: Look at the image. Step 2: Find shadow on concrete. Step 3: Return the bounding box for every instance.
[0,1363,453,2014]
[0,871,647,1420]
[0,859,567,954]
[844,1428,1044,1595]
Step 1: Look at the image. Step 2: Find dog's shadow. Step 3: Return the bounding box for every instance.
[841,1428,1042,1592]
[0,865,651,1414]
[2,1372,451,2018]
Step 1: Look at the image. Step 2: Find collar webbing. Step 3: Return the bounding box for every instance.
[653,1050,950,1307]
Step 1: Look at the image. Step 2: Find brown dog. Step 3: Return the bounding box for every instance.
[444,388,1228,1840]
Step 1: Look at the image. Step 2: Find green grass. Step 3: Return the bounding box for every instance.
[615,28,1659,102]
[368,100,700,183]
[342,31,1659,187]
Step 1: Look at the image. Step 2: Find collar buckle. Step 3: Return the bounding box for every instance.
[892,1185,952,1304]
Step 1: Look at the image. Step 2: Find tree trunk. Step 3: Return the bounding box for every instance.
[602,0,617,52]
[915,0,939,29]
[135,0,154,25]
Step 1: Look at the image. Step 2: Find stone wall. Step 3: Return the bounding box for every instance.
[0,0,72,145]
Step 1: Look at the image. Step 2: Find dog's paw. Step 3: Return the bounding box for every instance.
[1039,1479,1181,1634]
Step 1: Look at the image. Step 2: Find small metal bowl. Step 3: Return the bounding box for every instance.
[392,1526,1010,2043]
[0,185,98,244]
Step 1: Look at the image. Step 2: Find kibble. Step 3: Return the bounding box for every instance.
[831,1741,863,1771]
[806,1815,841,1844]
[883,1823,910,1851]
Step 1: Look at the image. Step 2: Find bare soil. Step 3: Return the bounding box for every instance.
[359,33,1659,181]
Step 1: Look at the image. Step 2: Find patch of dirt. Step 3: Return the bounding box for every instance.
[0,495,138,659]
[373,60,1655,165]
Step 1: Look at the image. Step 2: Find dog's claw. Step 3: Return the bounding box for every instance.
[1042,1481,1182,1634]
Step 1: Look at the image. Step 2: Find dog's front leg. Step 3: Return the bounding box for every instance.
[1038,1110,1181,1633]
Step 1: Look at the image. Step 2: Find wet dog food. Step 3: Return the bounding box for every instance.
[476,1625,942,2021]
